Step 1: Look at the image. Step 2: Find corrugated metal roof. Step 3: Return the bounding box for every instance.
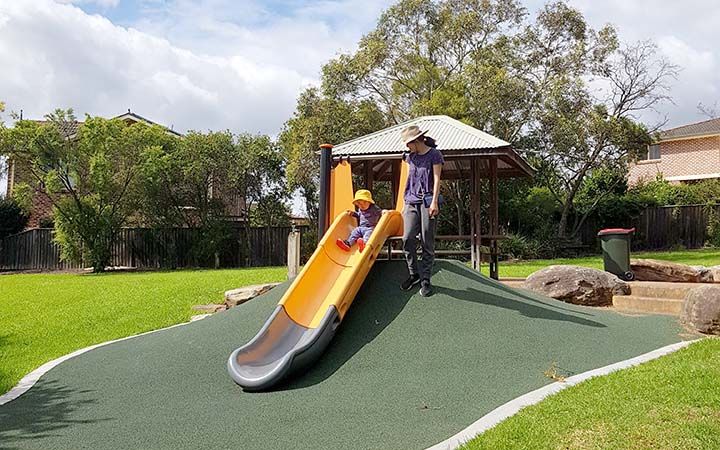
[660,117,720,141]
[332,115,510,156]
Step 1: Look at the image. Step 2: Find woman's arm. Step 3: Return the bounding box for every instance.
[429,163,442,217]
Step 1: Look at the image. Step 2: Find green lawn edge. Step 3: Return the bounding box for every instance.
[0,267,287,395]
[461,338,720,450]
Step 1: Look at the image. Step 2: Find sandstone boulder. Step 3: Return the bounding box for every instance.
[224,283,280,308]
[524,265,629,307]
[681,285,720,335]
[630,259,704,282]
[191,304,227,313]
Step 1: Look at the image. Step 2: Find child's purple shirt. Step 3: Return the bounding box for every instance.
[352,203,382,228]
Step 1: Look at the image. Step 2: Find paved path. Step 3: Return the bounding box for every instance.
[0,261,685,450]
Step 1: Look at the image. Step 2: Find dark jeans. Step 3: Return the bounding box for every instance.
[402,203,437,280]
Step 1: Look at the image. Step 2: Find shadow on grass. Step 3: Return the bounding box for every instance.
[275,261,414,391]
[0,380,110,450]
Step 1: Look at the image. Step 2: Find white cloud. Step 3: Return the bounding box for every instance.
[0,0,389,200]
[57,0,121,7]
[558,0,720,127]
[0,1,333,135]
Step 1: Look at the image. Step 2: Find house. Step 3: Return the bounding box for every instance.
[628,117,720,185]
[4,110,245,229]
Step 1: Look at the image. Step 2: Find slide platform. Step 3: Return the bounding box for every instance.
[227,210,403,390]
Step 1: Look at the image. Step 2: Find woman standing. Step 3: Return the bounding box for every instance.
[399,125,444,297]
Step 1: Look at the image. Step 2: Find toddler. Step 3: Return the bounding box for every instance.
[336,189,383,252]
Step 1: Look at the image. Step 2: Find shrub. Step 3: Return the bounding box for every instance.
[0,198,28,238]
[706,206,720,248]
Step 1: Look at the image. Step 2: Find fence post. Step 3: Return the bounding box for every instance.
[287,226,301,280]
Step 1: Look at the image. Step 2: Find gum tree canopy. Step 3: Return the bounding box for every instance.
[282,0,678,238]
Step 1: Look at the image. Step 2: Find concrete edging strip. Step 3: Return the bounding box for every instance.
[426,340,696,450]
[0,318,208,406]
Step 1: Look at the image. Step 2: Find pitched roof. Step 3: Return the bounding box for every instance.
[332,115,511,156]
[31,119,82,138]
[29,110,183,138]
[112,110,183,137]
[660,117,720,141]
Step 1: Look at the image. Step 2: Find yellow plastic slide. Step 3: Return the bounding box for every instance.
[227,160,407,390]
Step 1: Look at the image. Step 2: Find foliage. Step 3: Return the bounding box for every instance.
[706,206,720,248]
[0,109,177,271]
[0,198,28,239]
[9,182,33,213]
[279,88,386,230]
[140,131,289,262]
[628,177,720,207]
[280,0,677,242]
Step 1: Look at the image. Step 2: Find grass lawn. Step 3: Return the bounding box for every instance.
[0,267,286,395]
[485,248,720,278]
[460,338,720,450]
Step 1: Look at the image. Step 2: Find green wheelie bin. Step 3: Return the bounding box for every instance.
[597,228,635,281]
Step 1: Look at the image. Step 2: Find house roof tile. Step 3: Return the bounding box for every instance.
[660,117,720,140]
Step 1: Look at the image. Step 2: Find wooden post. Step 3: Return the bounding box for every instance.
[287,227,301,279]
[470,158,478,271]
[391,160,401,207]
[318,144,333,238]
[489,156,499,280]
[364,160,374,191]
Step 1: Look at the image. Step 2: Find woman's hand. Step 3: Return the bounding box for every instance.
[428,201,439,218]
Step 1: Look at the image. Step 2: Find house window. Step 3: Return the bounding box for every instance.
[648,144,660,160]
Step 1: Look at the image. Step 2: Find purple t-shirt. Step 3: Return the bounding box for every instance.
[404,148,444,204]
[352,203,382,228]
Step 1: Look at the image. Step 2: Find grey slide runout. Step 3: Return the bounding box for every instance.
[227,305,340,391]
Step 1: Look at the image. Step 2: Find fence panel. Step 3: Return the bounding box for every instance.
[0,226,301,271]
[578,204,717,251]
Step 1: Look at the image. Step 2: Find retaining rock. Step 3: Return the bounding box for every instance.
[681,285,720,335]
[224,283,280,308]
[630,258,704,282]
[524,265,629,307]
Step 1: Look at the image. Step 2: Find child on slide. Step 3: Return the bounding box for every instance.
[336,189,385,253]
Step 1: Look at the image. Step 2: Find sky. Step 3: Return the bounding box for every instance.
[1,0,719,202]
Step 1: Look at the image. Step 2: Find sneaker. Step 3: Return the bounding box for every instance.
[400,274,420,291]
[336,239,351,252]
[357,238,365,252]
[420,279,433,297]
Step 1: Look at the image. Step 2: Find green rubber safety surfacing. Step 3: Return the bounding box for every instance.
[0,261,684,450]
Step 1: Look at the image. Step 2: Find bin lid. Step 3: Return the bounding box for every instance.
[597,227,635,236]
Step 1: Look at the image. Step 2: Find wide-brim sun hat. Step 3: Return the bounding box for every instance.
[353,189,374,205]
[400,125,428,145]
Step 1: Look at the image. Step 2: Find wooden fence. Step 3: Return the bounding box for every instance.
[578,204,718,251]
[0,226,301,271]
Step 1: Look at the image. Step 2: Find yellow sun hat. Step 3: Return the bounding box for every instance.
[352,189,374,205]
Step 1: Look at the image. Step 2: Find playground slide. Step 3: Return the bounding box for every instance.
[227,209,403,391]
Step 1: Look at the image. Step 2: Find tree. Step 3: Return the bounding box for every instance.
[0,109,177,271]
[140,131,289,263]
[279,88,386,226]
[323,0,525,123]
[529,38,678,237]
